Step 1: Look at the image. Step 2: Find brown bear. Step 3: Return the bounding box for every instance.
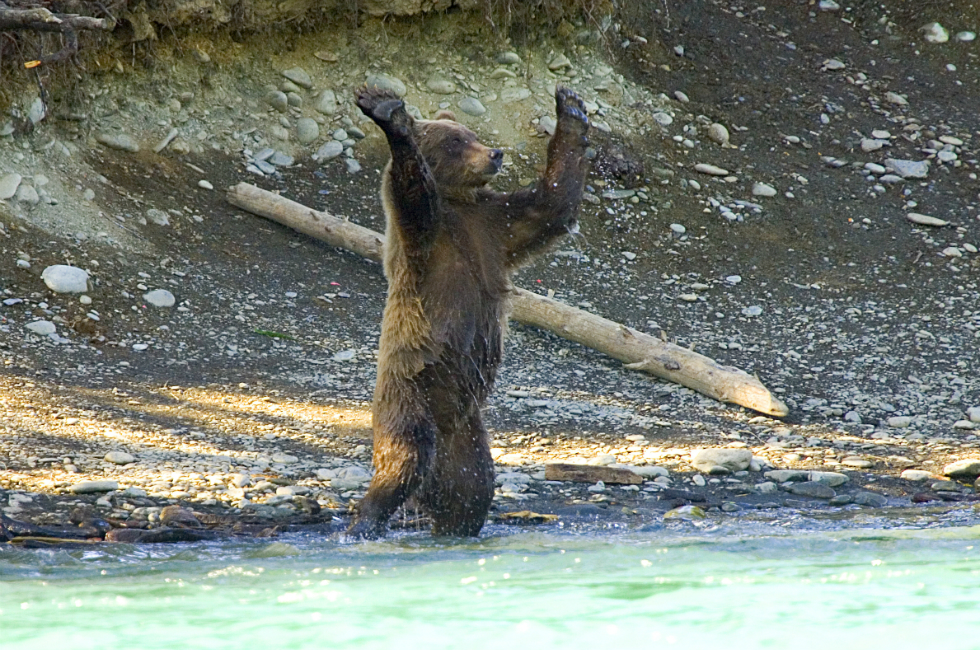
[348,84,590,539]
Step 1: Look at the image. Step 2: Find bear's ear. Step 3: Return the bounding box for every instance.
[433,109,457,122]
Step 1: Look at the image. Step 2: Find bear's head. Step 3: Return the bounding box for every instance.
[415,111,503,191]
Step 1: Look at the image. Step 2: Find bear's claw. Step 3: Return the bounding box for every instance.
[356,85,407,126]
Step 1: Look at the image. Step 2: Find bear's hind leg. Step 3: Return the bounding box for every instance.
[418,412,495,537]
[348,390,436,539]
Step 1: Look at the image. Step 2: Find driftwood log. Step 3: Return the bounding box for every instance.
[0,3,112,64]
[226,182,789,417]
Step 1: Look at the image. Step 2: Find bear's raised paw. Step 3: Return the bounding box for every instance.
[356,85,411,134]
[555,86,589,135]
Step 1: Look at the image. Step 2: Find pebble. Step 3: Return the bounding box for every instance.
[968,406,980,423]
[104,451,135,465]
[884,91,909,106]
[931,480,960,492]
[853,491,887,507]
[426,77,456,94]
[266,91,289,113]
[752,182,777,197]
[822,58,846,71]
[548,53,572,71]
[841,457,873,469]
[943,459,980,479]
[270,152,294,166]
[670,223,686,235]
[906,212,948,227]
[96,132,140,153]
[864,162,886,175]
[272,453,299,464]
[345,159,362,174]
[707,123,729,145]
[296,118,320,144]
[14,184,38,205]
[819,0,840,11]
[41,265,89,293]
[348,127,365,140]
[786,481,836,499]
[143,289,176,308]
[955,31,976,42]
[459,97,487,116]
[653,112,673,126]
[286,92,303,108]
[921,22,949,44]
[282,67,312,89]
[0,173,22,199]
[885,158,929,178]
[808,471,849,487]
[861,138,885,152]
[537,115,557,135]
[663,504,706,520]
[691,448,752,473]
[496,52,521,65]
[828,495,853,506]
[901,469,935,481]
[70,480,118,494]
[887,415,913,428]
[622,251,637,261]
[742,305,763,317]
[765,469,808,482]
[146,208,170,226]
[198,180,213,190]
[365,74,406,96]
[315,141,344,160]
[26,320,56,335]
[314,90,338,115]
[694,163,729,176]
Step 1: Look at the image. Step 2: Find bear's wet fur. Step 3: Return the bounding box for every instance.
[347,85,590,539]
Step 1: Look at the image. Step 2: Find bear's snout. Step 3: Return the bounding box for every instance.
[489,149,504,173]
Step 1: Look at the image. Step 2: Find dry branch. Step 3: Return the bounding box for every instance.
[226,182,789,417]
[0,4,112,63]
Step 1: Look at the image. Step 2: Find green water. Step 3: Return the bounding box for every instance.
[3,523,980,649]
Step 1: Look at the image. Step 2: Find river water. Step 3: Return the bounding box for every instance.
[3,520,979,649]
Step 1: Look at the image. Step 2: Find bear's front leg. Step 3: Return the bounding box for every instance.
[544,86,590,196]
[356,85,414,141]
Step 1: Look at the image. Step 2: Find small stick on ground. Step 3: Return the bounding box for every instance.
[226,182,789,417]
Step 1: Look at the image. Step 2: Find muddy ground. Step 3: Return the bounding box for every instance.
[1,0,979,544]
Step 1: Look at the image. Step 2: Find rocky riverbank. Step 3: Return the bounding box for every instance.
[2,0,980,543]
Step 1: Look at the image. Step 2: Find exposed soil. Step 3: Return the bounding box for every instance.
[1,0,979,545]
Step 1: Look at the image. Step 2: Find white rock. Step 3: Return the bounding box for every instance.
[939,135,963,146]
[887,415,913,428]
[104,451,135,464]
[808,471,849,487]
[818,0,840,11]
[955,31,976,42]
[674,91,689,103]
[864,163,886,174]
[694,163,730,176]
[0,173,23,199]
[315,141,344,161]
[41,265,89,293]
[143,289,176,308]
[921,22,949,43]
[707,123,729,145]
[885,158,929,178]
[822,58,846,71]
[752,182,777,197]
[952,420,975,430]
[691,448,752,472]
[861,138,886,152]
[314,90,338,115]
[968,406,980,423]
[272,453,299,464]
[943,459,980,478]
[629,465,669,479]
[653,112,673,126]
[901,469,935,481]
[146,208,170,226]
[943,247,963,258]
[906,213,948,227]
[884,92,909,106]
[26,320,56,335]
[622,251,637,261]
[198,180,214,190]
[70,480,118,494]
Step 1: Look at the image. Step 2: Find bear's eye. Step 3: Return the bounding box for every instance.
[452,137,462,145]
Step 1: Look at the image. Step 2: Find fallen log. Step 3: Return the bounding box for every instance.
[226,182,789,417]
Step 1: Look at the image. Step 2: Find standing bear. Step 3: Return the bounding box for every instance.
[348,84,590,539]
